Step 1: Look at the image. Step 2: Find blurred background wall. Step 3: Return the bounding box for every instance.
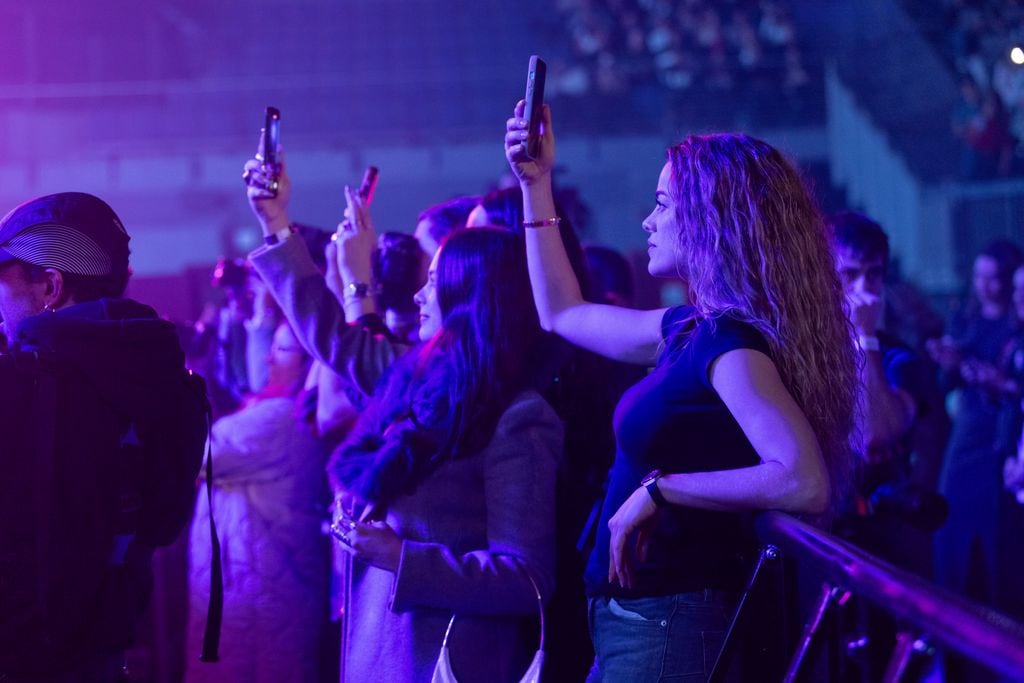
[0,0,1022,321]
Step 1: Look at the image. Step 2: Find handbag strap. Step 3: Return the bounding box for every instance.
[439,556,545,652]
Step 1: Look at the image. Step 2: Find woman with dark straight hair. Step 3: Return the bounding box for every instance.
[505,102,857,681]
[328,227,562,683]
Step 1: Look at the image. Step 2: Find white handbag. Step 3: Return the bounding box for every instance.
[430,560,545,683]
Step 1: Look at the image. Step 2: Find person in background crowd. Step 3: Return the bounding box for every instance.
[186,321,328,683]
[929,239,1023,618]
[829,211,941,681]
[369,232,426,344]
[830,211,939,528]
[995,264,1024,625]
[506,101,857,682]
[413,195,478,259]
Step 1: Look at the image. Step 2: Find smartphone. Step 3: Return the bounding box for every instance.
[261,106,281,167]
[357,166,380,205]
[523,56,547,159]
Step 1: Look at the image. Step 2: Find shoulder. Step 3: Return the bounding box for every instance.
[660,304,698,343]
[485,391,564,461]
[689,313,772,363]
[497,391,563,434]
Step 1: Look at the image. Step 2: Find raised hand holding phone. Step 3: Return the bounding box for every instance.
[506,56,555,186]
[243,107,291,235]
[260,106,281,170]
[331,183,379,320]
[357,166,379,205]
[524,56,547,159]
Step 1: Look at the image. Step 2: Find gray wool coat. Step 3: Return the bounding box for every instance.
[345,391,562,682]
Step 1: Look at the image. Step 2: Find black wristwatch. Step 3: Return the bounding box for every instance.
[641,469,668,507]
[344,281,371,300]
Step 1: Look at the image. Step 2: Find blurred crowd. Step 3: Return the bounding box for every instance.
[937,0,1024,178]
[539,0,816,128]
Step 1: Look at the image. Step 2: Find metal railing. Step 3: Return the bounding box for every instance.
[712,511,1024,682]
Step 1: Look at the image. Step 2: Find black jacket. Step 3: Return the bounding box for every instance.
[0,298,206,677]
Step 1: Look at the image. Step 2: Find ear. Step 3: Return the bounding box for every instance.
[41,268,68,310]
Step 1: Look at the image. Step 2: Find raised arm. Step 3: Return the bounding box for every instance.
[243,147,407,405]
[505,102,665,365]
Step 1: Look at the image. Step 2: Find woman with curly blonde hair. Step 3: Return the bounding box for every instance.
[505,103,857,682]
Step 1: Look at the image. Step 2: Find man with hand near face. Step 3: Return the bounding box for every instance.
[831,211,921,467]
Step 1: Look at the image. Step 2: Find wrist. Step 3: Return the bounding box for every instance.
[340,269,373,287]
[641,469,669,508]
[520,172,553,191]
[341,280,373,301]
[260,213,292,236]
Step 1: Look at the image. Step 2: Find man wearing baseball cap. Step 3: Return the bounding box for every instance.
[0,191,131,339]
[0,192,209,681]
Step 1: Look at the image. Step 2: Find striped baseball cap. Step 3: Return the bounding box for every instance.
[0,192,130,277]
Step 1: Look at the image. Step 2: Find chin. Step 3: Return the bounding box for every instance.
[646,259,674,280]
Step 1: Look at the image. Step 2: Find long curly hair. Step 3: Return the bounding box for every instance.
[666,133,858,510]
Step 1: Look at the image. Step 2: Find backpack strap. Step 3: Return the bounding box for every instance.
[199,408,224,663]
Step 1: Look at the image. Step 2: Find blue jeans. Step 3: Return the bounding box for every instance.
[586,591,733,682]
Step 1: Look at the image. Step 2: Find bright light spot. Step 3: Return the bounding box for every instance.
[1011,46,1024,65]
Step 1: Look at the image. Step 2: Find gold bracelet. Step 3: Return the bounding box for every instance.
[522,217,562,229]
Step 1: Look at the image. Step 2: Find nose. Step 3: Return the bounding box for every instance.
[413,286,426,307]
[642,214,655,234]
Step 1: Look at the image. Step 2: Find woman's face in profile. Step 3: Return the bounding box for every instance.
[642,162,682,279]
[414,250,443,341]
